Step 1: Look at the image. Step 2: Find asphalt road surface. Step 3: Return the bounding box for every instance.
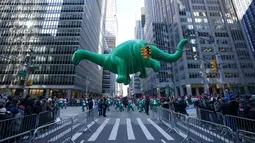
[72,108,184,143]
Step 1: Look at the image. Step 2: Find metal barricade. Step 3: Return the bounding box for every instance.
[196,108,201,119]
[33,117,74,143]
[0,114,38,140]
[0,131,32,143]
[72,108,97,133]
[236,130,255,143]
[198,108,224,125]
[158,107,172,123]
[38,111,54,127]
[185,117,235,143]
[151,106,160,122]
[170,111,189,135]
[225,115,255,132]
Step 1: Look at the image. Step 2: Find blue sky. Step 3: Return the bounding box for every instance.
[116,0,144,96]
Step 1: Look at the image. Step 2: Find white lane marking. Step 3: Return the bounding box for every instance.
[147,119,174,140]
[136,118,154,140]
[126,118,135,140]
[108,118,120,140]
[161,139,167,143]
[72,119,99,141]
[88,118,109,141]
[80,140,84,143]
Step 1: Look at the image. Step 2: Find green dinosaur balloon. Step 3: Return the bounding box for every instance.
[72,39,189,85]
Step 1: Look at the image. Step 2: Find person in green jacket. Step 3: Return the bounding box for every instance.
[81,99,86,112]
[127,99,134,112]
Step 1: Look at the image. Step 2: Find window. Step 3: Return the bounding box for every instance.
[188,64,200,68]
[215,32,229,37]
[218,47,232,52]
[224,73,239,78]
[206,73,220,78]
[193,12,206,16]
[189,73,202,78]
[201,47,214,52]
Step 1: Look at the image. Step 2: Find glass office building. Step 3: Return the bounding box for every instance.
[143,0,255,95]
[232,0,255,58]
[102,0,118,97]
[0,0,107,98]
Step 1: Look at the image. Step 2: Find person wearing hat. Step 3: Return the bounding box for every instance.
[0,99,11,121]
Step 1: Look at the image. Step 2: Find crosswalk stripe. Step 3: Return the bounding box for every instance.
[80,140,84,143]
[147,119,174,140]
[88,118,109,141]
[72,119,99,141]
[126,118,135,140]
[136,118,154,140]
[108,118,120,140]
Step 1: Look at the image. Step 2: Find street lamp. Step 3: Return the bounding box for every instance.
[85,77,90,97]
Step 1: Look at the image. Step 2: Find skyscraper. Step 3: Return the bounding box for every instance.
[0,0,107,98]
[232,0,255,57]
[141,0,174,97]
[102,0,118,97]
[143,0,255,96]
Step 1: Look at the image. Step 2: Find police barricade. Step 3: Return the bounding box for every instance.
[197,108,225,125]
[72,108,97,134]
[158,107,172,123]
[169,111,189,136]
[186,117,235,143]
[236,130,255,143]
[0,131,32,143]
[33,118,74,143]
[38,111,54,127]
[225,115,255,132]
[0,114,38,140]
[196,108,201,119]
[151,106,161,122]
[53,108,60,121]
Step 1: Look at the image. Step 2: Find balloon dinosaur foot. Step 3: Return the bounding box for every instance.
[152,61,160,72]
[124,78,131,85]
[116,75,127,83]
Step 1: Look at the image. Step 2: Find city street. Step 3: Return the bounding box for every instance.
[60,106,84,119]
[72,107,184,143]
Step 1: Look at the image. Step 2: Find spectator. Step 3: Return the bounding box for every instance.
[0,99,11,121]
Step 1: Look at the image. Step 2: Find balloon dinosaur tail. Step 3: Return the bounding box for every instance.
[72,50,107,67]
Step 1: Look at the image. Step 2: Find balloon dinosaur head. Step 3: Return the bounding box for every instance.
[141,39,189,62]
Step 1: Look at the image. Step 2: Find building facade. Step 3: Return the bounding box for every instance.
[143,0,255,96]
[0,0,107,99]
[102,0,118,97]
[232,0,255,60]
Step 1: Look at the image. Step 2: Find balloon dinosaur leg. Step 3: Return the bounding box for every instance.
[114,58,128,83]
[139,68,148,78]
[124,75,131,85]
[146,58,160,72]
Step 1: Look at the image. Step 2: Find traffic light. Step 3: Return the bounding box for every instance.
[141,46,152,60]
[211,60,218,72]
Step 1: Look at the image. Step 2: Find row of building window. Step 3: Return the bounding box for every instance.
[188,73,240,79]
[0,41,79,45]
[0,24,82,29]
[245,73,255,78]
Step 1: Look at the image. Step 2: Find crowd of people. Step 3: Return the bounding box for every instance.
[194,93,255,119]
[0,94,59,121]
